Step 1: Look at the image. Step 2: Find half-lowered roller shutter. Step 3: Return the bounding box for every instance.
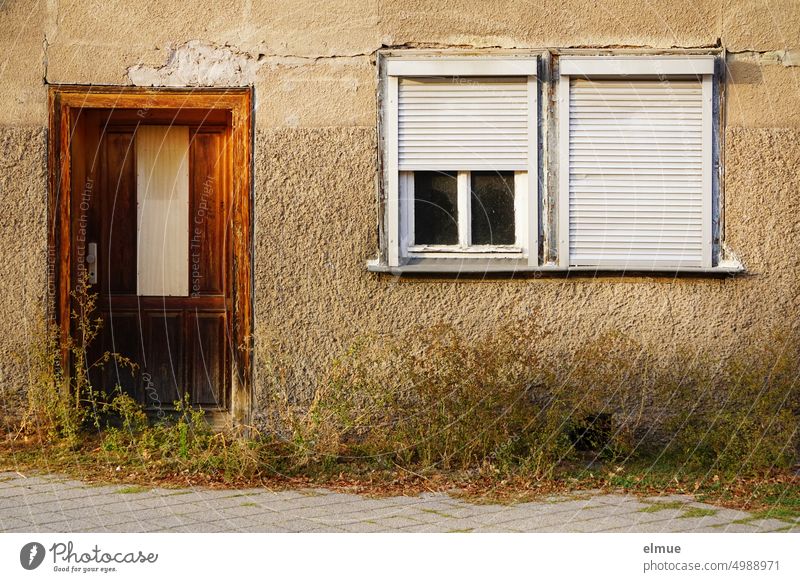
[567,78,707,267]
[398,77,530,171]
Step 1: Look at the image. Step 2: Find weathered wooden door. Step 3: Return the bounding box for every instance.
[72,108,233,412]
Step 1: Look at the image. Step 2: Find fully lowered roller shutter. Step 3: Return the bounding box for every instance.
[567,78,706,267]
[398,77,530,171]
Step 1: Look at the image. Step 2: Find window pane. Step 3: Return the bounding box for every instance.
[414,171,458,245]
[470,171,515,245]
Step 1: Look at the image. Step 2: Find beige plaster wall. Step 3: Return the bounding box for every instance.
[1,1,799,426]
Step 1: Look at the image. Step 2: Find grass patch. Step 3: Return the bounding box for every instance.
[240,502,259,507]
[744,507,800,524]
[679,507,719,519]
[447,528,473,533]
[115,485,149,494]
[692,478,800,523]
[638,501,687,513]
[421,508,456,519]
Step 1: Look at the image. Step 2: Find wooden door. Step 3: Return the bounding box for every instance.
[73,108,232,412]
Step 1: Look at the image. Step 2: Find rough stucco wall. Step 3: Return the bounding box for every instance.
[726,54,800,128]
[0,0,48,428]
[0,127,47,428]
[1,1,800,427]
[722,1,800,51]
[0,0,46,126]
[377,0,722,48]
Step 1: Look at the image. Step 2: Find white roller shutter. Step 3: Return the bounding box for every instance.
[566,78,708,268]
[398,77,530,171]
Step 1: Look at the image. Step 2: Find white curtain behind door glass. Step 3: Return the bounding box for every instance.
[135,125,190,296]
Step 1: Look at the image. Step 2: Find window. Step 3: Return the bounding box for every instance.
[382,56,538,267]
[372,52,736,274]
[403,169,527,255]
[558,56,716,269]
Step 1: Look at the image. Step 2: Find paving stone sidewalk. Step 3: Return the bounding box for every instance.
[0,472,797,533]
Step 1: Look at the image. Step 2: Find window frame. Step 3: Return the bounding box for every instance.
[370,51,742,275]
[557,55,716,269]
[381,54,539,267]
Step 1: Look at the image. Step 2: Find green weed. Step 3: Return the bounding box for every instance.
[115,485,149,494]
[679,507,719,518]
[639,501,687,513]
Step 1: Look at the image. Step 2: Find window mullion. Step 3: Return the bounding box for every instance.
[458,171,470,249]
[701,74,713,268]
[514,171,528,252]
[399,172,414,254]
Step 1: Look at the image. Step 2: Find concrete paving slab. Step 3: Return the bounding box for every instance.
[0,473,795,533]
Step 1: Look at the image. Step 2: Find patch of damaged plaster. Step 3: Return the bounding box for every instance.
[128,40,262,87]
[728,49,800,67]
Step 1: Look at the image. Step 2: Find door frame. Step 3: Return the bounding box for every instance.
[47,85,254,429]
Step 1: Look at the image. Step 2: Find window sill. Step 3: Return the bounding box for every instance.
[366,258,746,277]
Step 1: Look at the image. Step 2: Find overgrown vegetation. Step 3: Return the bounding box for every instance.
[13,280,279,483]
[2,283,798,514]
[265,322,569,476]
[18,279,136,445]
[661,330,800,476]
[261,321,799,481]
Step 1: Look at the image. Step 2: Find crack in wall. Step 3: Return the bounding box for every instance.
[43,0,58,84]
[36,36,798,87]
[42,37,48,84]
[123,39,734,87]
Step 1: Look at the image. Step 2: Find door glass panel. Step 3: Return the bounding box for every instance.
[414,171,458,245]
[136,125,189,296]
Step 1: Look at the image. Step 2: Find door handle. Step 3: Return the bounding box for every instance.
[86,242,98,285]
